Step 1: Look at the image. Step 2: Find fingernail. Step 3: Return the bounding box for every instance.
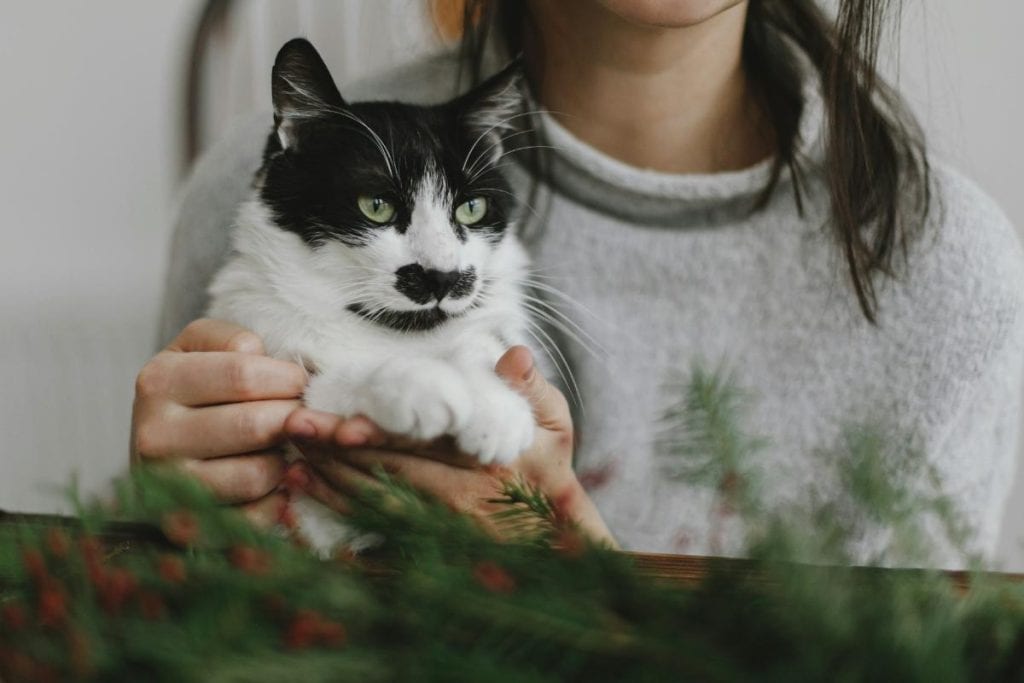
[283,463,311,492]
[291,420,317,441]
[339,420,375,446]
[522,362,536,382]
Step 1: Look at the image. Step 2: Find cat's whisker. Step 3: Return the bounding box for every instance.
[461,109,548,175]
[521,277,605,324]
[468,143,562,184]
[521,306,601,369]
[464,127,537,180]
[521,298,605,357]
[277,74,396,178]
[334,110,398,180]
[523,318,584,412]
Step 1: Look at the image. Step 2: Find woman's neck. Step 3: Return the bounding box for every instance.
[524,0,772,174]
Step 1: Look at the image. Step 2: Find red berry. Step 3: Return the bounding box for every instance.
[161,510,200,547]
[79,536,102,565]
[80,536,105,585]
[284,610,320,650]
[21,547,47,583]
[37,586,67,627]
[1,602,27,631]
[87,563,108,590]
[229,545,272,575]
[473,561,517,594]
[45,529,71,558]
[100,568,138,614]
[158,554,187,584]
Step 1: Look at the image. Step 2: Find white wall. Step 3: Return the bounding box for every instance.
[1,1,1022,567]
[0,1,199,508]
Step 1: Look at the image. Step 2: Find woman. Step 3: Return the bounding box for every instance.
[132,0,1024,565]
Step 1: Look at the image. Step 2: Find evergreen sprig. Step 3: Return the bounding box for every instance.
[2,366,1024,681]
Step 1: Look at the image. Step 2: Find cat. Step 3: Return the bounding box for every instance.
[205,38,536,549]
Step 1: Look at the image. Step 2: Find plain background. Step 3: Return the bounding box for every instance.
[1,0,1022,566]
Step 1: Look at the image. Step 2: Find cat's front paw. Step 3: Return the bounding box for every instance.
[456,380,535,465]
[356,359,473,441]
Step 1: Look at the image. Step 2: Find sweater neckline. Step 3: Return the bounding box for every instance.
[509,86,825,228]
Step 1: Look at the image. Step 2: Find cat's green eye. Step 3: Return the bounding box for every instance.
[455,197,488,225]
[357,196,396,224]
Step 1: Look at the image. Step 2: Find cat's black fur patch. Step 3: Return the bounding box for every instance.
[258,39,520,250]
[394,264,477,304]
[347,302,461,332]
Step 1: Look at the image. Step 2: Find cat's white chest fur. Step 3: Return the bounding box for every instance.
[206,200,535,553]
[208,200,535,464]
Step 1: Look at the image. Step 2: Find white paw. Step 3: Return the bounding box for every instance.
[304,371,357,416]
[292,495,380,558]
[354,359,473,441]
[457,381,535,465]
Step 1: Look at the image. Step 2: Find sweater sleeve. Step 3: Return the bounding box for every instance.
[931,307,1024,560]
[909,166,1024,564]
[155,113,268,348]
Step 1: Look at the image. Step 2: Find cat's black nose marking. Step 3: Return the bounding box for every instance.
[394,264,477,304]
[422,269,461,300]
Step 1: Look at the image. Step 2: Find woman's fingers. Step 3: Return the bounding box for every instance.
[495,346,571,432]
[304,456,383,497]
[286,409,477,467]
[179,451,286,504]
[136,399,301,460]
[167,318,266,354]
[287,409,396,449]
[301,468,354,515]
[338,448,497,504]
[138,351,307,407]
[238,490,290,529]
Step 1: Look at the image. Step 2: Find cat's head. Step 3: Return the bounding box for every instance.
[257,38,525,332]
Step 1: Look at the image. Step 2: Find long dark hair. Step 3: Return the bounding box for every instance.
[447,0,930,324]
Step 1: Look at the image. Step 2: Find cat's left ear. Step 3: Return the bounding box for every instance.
[271,38,347,150]
[456,58,525,164]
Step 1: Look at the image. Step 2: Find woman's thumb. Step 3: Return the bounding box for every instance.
[495,346,570,430]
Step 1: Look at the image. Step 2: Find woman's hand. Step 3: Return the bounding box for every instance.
[283,346,617,546]
[131,319,307,526]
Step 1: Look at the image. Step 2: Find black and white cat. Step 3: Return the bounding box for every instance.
[206,38,536,524]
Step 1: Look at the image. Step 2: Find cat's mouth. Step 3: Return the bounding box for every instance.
[346,303,465,332]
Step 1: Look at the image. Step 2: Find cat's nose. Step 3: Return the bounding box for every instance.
[394,264,474,304]
[422,268,461,301]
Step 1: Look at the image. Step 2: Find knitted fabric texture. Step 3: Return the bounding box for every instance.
[158,53,1024,567]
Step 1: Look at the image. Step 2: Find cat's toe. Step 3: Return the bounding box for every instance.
[458,388,535,464]
[358,361,472,440]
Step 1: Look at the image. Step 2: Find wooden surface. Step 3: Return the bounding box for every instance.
[627,551,1024,594]
[4,509,1024,592]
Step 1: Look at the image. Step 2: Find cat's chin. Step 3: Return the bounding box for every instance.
[346,302,476,332]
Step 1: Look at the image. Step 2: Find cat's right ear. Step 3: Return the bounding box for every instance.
[271,38,346,150]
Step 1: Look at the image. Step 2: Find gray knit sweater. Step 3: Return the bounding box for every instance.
[159,53,1024,566]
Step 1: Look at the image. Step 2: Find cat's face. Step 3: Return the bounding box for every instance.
[257,39,523,332]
